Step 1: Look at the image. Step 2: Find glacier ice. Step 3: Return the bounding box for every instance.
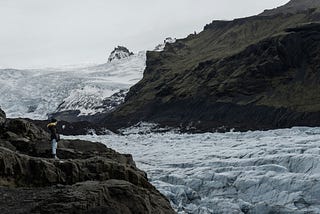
[65,126,320,214]
[0,52,146,119]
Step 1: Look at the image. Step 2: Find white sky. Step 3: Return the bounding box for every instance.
[0,0,290,69]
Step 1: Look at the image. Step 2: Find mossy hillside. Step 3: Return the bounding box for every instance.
[105,7,320,130]
[123,11,319,109]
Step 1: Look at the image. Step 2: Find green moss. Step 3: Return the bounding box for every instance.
[114,10,320,117]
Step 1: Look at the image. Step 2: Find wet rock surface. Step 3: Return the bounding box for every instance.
[0,108,174,213]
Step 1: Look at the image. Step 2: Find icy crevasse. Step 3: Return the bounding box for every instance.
[66,126,320,214]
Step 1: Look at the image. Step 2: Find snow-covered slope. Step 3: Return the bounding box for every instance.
[66,125,320,214]
[0,51,146,119]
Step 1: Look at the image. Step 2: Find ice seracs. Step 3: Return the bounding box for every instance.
[0,50,146,120]
[0,40,185,120]
[65,126,320,214]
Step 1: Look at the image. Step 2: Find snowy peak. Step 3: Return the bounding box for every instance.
[154,37,176,52]
[108,46,134,62]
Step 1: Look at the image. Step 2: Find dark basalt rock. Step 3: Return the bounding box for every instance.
[0,108,5,126]
[0,108,175,213]
[4,118,49,141]
[0,147,149,188]
[27,118,110,135]
[0,180,173,214]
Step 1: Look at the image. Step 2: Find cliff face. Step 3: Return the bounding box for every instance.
[0,108,175,213]
[104,5,320,131]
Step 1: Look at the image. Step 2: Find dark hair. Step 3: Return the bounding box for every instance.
[50,118,57,123]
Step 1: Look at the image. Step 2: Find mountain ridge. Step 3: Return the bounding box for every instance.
[102,2,320,132]
[261,0,320,16]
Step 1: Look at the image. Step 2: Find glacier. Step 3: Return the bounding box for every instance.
[0,51,146,119]
[64,125,320,214]
[1,39,319,213]
[0,38,176,121]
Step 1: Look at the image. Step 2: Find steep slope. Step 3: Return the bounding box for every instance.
[261,0,320,16]
[104,4,320,131]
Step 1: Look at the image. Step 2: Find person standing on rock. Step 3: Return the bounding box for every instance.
[47,118,60,159]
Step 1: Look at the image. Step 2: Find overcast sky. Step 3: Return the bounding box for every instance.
[0,0,290,69]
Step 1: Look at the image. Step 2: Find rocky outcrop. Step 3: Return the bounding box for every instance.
[0,108,5,125]
[108,46,134,62]
[0,180,174,214]
[103,3,320,132]
[0,143,149,187]
[0,108,175,213]
[0,180,173,214]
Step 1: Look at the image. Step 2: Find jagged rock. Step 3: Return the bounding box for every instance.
[0,180,174,214]
[0,108,5,126]
[0,147,150,188]
[0,108,175,213]
[0,140,15,152]
[108,46,134,62]
[3,118,49,141]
